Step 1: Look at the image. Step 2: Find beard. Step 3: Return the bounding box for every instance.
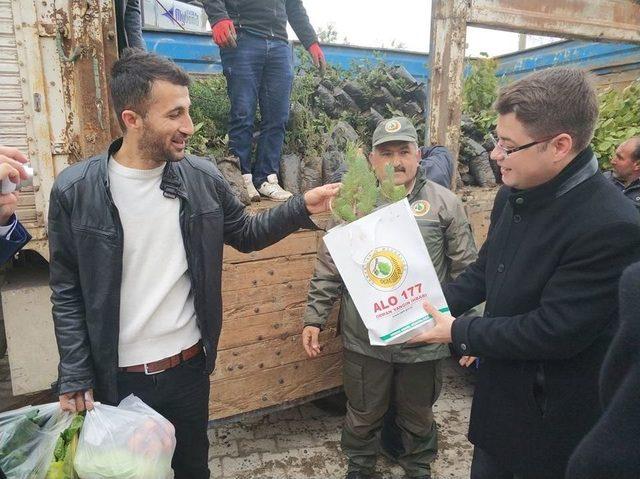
[139,123,187,163]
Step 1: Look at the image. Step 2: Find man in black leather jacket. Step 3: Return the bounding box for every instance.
[48,49,338,478]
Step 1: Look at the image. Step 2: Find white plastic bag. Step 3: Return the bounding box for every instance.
[0,402,74,479]
[324,198,449,345]
[74,394,175,479]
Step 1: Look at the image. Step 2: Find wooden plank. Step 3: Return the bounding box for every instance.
[221,255,316,292]
[469,0,640,44]
[222,279,310,320]
[219,307,305,350]
[218,304,339,350]
[427,0,469,187]
[213,329,341,381]
[209,352,343,420]
[223,230,319,264]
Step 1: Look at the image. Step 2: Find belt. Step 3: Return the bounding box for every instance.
[119,341,203,375]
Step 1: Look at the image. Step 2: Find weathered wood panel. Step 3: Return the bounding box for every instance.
[218,307,305,351]
[223,230,320,264]
[213,329,341,382]
[209,352,343,420]
[218,305,339,351]
[469,0,640,44]
[221,255,317,292]
[222,279,311,321]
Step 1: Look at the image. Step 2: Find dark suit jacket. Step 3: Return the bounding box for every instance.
[0,216,30,264]
[444,148,640,478]
[566,261,640,479]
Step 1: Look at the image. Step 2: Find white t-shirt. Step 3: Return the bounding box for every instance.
[108,158,201,367]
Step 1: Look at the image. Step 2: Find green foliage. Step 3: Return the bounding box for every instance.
[379,163,407,202]
[284,47,334,157]
[317,23,339,43]
[347,57,425,141]
[188,76,231,157]
[592,81,640,169]
[186,50,426,160]
[332,143,379,222]
[463,55,499,133]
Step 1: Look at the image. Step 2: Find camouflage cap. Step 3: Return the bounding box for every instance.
[372,116,418,147]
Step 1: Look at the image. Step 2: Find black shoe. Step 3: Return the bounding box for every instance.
[345,472,374,479]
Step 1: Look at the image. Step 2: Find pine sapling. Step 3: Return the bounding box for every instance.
[379,163,407,203]
[332,143,378,222]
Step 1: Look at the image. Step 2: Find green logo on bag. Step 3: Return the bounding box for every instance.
[364,247,408,291]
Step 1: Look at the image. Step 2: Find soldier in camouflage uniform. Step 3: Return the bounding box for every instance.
[302,117,478,479]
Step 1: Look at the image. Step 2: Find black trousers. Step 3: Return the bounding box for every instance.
[471,447,522,479]
[117,351,211,479]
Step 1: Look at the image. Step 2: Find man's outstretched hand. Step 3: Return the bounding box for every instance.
[304,183,341,214]
[407,301,455,344]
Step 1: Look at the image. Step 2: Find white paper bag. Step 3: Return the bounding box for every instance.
[324,198,449,345]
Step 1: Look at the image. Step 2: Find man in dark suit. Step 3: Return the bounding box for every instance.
[408,68,640,479]
[0,146,31,264]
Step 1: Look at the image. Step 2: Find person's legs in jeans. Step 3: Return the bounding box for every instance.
[470,447,515,479]
[220,32,266,176]
[341,350,393,476]
[117,352,211,479]
[253,38,293,188]
[394,360,442,478]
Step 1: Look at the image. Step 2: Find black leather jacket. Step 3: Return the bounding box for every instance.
[203,0,318,48]
[49,139,316,404]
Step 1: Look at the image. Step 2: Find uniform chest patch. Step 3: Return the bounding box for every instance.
[411,200,430,217]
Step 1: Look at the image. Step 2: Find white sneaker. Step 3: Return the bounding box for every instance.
[258,174,293,201]
[242,174,261,202]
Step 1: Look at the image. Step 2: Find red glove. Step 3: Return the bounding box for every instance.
[212,19,237,48]
[308,43,326,71]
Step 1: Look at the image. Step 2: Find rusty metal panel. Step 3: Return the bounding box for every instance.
[427,0,469,189]
[469,0,640,44]
[63,0,115,157]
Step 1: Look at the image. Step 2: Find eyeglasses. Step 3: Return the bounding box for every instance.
[489,132,557,160]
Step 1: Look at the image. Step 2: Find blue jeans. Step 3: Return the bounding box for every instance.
[117,352,211,479]
[220,31,293,188]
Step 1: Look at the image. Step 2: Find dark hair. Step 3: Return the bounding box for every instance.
[110,49,191,130]
[630,136,640,163]
[494,68,598,153]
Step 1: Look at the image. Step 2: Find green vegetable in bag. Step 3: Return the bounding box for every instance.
[46,413,84,479]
